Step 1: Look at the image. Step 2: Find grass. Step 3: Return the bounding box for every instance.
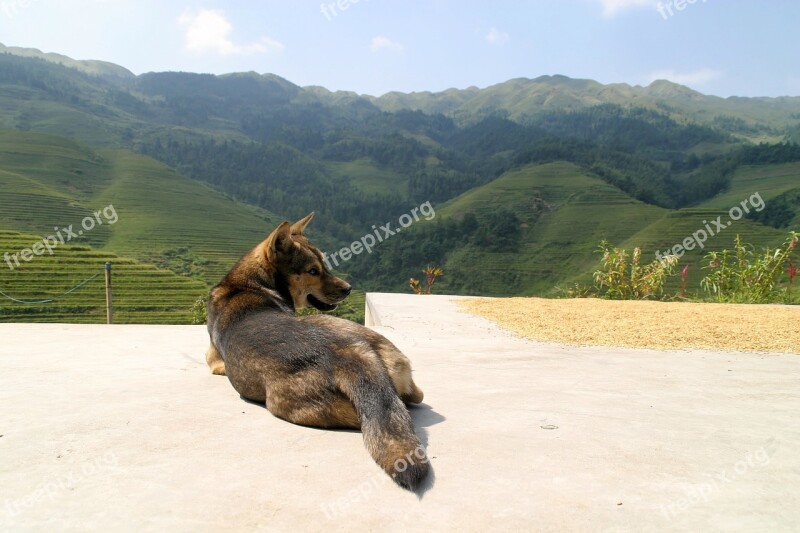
[92,148,284,283]
[620,161,798,293]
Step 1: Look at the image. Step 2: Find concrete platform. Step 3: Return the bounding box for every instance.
[1,293,799,532]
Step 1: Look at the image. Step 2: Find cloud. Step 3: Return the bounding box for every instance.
[485,27,510,46]
[370,36,403,53]
[178,9,284,56]
[647,68,723,86]
[597,0,657,17]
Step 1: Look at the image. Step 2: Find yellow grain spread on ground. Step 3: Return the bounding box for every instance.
[459,298,799,354]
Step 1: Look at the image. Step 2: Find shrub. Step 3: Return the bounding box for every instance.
[701,232,799,303]
[409,266,444,295]
[593,241,678,300]
[190,294,208,325]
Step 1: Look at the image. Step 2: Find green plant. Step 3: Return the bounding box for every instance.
[559,283,594,298]
[593,240,678,300]
[409,266,444,295]
[701,232,799,303]
[190,295,208,325]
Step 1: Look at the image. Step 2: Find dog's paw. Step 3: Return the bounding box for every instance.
[205,344,226,375]
[209,361,226,376]
[402,384,424,404]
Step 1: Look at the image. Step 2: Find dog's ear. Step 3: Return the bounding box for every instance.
[290,212,314,236]
[265,221,293,262]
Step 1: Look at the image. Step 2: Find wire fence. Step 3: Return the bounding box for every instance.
[0,263,114,322]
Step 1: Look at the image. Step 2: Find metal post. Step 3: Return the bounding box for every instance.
[104,262,113,324]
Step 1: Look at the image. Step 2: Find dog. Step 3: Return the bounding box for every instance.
[205,213,429,490]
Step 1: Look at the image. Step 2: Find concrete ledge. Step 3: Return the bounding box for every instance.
[1,295,799,531]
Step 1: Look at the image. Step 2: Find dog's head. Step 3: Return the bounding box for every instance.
[264,213,351,312]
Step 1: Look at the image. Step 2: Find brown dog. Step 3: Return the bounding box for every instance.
[206,213,428,490]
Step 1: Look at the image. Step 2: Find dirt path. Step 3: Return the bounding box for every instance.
[459,297,800,354]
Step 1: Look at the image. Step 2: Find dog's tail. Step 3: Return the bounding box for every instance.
[337,373,429,491]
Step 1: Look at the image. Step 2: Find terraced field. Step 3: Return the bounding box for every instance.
[0,230,207,323]
[699,162,800,209]
[93,148,284,283]
[0,130,283,324]
[622,163,798,292]
[620,209,789,292]
[438,162,668,294]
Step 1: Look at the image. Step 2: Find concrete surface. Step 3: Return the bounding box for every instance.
[1,293,799,532]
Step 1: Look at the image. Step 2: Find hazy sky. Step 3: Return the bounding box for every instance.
[0,0,798,97]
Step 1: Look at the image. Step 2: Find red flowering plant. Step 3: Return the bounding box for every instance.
[680,264,690,298]
[701,232,799,303]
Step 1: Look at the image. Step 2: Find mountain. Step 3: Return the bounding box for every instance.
[0,44,798,321]
[0,42,134,81]
[368,75,800,141]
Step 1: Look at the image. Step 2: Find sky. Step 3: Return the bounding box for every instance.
[0,0,798,98]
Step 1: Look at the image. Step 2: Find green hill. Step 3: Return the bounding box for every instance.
[0,130,283,284]
[442,161,793,295]
[344,161,796,298]
[438,162,668,294]
[0,43,134,80]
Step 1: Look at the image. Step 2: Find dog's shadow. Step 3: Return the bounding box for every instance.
[243,396,444,497]
[407,402,444,497]
[410,402,445,430]
[240,397,445,437]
